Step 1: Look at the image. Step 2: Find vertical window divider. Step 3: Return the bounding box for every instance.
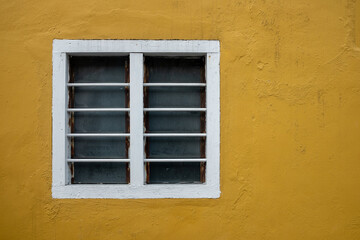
[129,53,144,186]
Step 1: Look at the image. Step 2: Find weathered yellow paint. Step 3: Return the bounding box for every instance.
[1,0,360,239]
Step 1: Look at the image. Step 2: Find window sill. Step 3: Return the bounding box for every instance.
[52,184,220,199]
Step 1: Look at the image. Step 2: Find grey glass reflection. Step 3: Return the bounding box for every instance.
[73,162,127,184]
[70,56,127,83]
[73,137,127,159]
[145,112,203,133]
[145,86,203,108]
[73,86,127,108]
[147,162,201,184]
[74,112,128,133]
[146,57,204,83]
[146,137,204,159]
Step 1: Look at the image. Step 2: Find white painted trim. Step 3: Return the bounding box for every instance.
[52,40,220,199]
[205,53,220,189]
[129,53,144,187]
[52,52,67,187]
[53,40,219,54]
[52,185,219,199]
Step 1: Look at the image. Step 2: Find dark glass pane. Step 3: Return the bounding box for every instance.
[73,162,127,184]
[146,57,204,83]
[144,57,206,184]
[147,162,202,184]
[73,86,127,108]
[70,56,127,83]
[145,86,203,108]
[145,112,204,133]
[73,137,127,159]
[146,137,204,159]
[74,112,128,133]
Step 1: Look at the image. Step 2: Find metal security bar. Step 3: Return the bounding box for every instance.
[67,133,130,137]
[143,133,206,137]
[143,83,206,87]
[67,159,130,163]
[67,108,130,112]
[67,83,130,87]
[144,158,206,162]
[143,108,206,112]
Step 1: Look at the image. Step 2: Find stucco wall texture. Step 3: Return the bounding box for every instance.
[1,0,360,239]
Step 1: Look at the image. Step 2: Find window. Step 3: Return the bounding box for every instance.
[52,40,220,198]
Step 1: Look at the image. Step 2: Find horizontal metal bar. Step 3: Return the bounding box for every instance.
[143,133,206,137]
[67,133,130,137]
[144,158,206,162]
[143,108,206,112]
[69,108,205,112]
[67,83,129,87]
[143,83,206,87]
[67,108,130,112]
[67,159,130,163]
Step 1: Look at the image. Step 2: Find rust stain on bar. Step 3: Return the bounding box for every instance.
[125,59,130,183]
[144,60,150,184]
[69,56,75,184]
[126,162,130,184]
[200,56,206,183]
[70,162,74,184]
[145,162,150,184]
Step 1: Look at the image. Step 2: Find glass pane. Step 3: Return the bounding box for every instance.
[70,56,127,83]
[145,86,204,108]
[145,112,204,133]
[74,112,128,133]
[146,137,205,159]
[73,162,128,184]
[73,86,127,108]
[147,162,203,184]
[144,56,206,184]
[73,137,127,159]
[146,57,204,83]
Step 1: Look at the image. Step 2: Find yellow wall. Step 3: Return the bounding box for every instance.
[1,0,360,239]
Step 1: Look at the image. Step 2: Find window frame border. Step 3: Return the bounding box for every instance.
[52,40,220,199]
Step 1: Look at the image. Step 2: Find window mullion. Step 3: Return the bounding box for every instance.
[129,53,144,186]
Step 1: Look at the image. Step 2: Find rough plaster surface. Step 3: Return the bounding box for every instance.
[0,0,360,239]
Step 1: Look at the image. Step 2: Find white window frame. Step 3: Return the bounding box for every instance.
[52,40,220,199]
